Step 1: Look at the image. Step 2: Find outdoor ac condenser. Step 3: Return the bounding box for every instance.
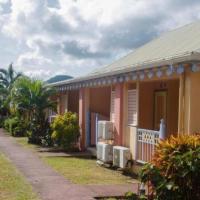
[97,121,113,140]
[97,142,113,163]
[113,146,131,168]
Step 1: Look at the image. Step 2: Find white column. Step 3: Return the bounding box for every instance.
[159,119,166,140]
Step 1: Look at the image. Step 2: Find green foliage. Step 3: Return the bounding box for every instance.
[0,65,55,146]
[0,116,6,128]
[4,117,11,132]
[0,63,22,89]
[10,77,56,119]
[124,191,147,200]
[4,117,18,135]
[4,116,28,137]
[27,118,52,145]
[41,132,54,147]
[140,135,200,200]
[125,191,138,200]
[0,64,23,117]
[51,112,80,150]
[10,77,56,144]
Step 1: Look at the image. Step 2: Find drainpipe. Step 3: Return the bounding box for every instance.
[159,119,166,140]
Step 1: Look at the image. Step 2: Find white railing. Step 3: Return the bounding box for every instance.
[136,119,166,163]
[136,129,160,163]
[48,115,57,123]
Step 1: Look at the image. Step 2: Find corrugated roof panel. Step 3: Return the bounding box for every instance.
[48,21,200,87]
[90,21,200,75]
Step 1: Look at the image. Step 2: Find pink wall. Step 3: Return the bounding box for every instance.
[68,90,79,114]
[78,88,90,150]
[139,80,179,136]
[114,83,124,145]
[79,88,85,150]
[90,87,111,117]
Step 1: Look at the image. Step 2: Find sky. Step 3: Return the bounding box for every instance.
[0,0,200,80]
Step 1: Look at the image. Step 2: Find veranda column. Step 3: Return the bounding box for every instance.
[186,71,200,133]
[178,74,185,134]
[114,83,124,146]
[133,81,140,160]
[57,96,61,114]
[64,92,69,113]
[79,88,89,150]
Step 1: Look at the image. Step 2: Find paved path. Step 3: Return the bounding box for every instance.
[0,129,138,200]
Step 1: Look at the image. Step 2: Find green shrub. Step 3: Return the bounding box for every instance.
[4,117,18,135]
[125,191,138,200]
[0,116,6,128]
[4,118,10,132]
[41,133,53,147]
[140,135,200,200]
[51,112,80,150]
[4,117,28,137]
[27,118,51,145]
[13,120,29,137]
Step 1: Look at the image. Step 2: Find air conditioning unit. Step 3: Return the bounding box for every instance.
[113,146,131,168]
[97,142,113,163]
[97,121,113,140]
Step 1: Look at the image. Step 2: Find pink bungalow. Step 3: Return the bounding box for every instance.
[48,21,200,164]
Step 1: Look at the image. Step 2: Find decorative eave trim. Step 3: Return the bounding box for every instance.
[47,51,200,88]
[55,62,200,92]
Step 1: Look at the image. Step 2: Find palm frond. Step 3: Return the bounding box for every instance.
[0,68,8,76]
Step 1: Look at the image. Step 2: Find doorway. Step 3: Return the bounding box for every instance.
[154,90,167,130]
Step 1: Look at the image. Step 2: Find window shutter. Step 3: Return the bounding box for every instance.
[128,89,137,125]
[60,94,68,114]
[110,91,115,122]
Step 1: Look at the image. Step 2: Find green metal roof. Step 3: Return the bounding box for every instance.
[90,21,200,75]
[49,21,200,87]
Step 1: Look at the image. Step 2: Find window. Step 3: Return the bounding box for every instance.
[127,89,137,125]
[110,90,115,122]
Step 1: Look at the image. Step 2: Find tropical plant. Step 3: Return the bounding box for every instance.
[140,134,200,200]
[51,112,80,150]
[0,63,23,116]
[0,95,8,124]
[125,191,140,200]
[27,118,51,144]
[0,63,22,90]
[10,77,56,143]
[3,116,28,137]
[11,77,56,120]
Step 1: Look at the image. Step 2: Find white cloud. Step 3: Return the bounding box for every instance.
[0,0,200,79]
[0,0,9,3]
[25,69,52,80]
[17,52,53,67]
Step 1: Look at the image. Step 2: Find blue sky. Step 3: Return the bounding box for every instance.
[0,0,200,79]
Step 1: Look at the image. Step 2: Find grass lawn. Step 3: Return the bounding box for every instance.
[43,156,135,185]
[15,137,39,150]
[15,137,137,185]
[0,153,39,200]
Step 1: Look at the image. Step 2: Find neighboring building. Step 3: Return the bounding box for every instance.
[48,21,200,163]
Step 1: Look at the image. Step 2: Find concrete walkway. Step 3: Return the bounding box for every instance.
[0,129,138,200]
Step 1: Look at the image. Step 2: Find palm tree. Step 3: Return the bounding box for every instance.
[0,63,22,90]
[0,63,23,116]
[11,77,56,119]
[11,77,56,143]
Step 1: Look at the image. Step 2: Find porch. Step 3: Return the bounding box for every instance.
[86,86,111,147]
[125,78,180,163]
[54,76,181,164]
